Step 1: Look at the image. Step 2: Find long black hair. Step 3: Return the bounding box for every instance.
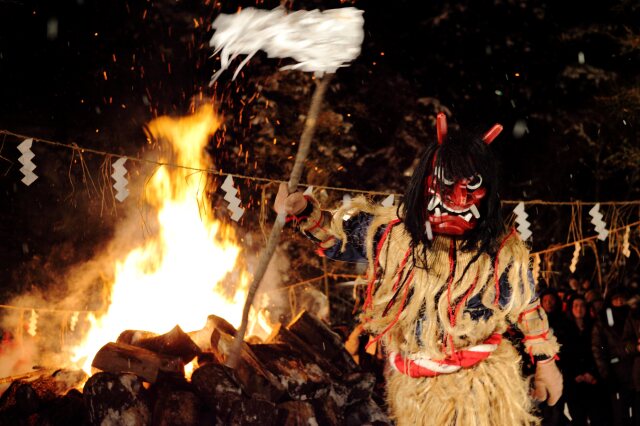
[399,126,505,265]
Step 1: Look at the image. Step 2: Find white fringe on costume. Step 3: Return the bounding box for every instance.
[323,197,559,426]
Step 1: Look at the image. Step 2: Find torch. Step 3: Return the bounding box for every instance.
[208,6,365,368]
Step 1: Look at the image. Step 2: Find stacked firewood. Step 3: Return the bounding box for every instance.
[0,311,390,425]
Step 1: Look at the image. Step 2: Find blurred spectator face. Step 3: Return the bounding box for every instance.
[541,294,558,314]
[572,299,587,320]
[590,300,604,318]
[569,278,579,291]
[582,279,592,291]
[611,294,626,307]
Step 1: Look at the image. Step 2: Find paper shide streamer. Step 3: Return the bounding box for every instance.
[209,7,365,82]
[589,203,609,241]
[28,309,38,337]
[17,138,38,186]
[381,194,395,207]
[221,175,245,221]
[513,202,532,241]
[111,157,129,202]
[569,242,580,273]
[622,226,631,258]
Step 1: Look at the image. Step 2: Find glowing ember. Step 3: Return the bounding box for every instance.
[184,360,196,381]
[72,104,249,374]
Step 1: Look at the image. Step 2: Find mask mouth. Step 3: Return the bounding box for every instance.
[426,194,481,222]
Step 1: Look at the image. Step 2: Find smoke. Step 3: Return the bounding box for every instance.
[0,164,159,378]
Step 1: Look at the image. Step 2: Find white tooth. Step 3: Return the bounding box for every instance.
[425,221,433,240]
[470,205,480,219]
[464,213,473,222]
[435,207,441,216]
[427,197,437,211]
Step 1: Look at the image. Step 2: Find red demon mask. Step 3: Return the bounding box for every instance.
[425,113,502,237]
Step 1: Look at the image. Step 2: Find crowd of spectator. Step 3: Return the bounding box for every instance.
[535,276,640,426]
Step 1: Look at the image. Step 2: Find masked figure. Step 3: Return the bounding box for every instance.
[275,113,562,425]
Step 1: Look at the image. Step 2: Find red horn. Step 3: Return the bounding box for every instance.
[482,124,503,144]
[436,112,447,145]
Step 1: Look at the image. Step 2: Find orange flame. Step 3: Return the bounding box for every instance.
[71,104,249,374]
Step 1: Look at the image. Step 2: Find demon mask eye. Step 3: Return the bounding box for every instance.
[466,174,483,190]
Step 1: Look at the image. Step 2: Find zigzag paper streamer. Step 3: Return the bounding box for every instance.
[532,254,541,285]
[622,226,631,258]
[210,7,364,81]
[69,311,79,332]
[17,138,38,186]
[589,203,609,241]
[569,242,580,273]
[221,175,245,221]
[513,202,532,241]
[28,309,38,337]
[111,157,129,202]
[342,194,353,220]
[303,186,314,196]
[381,194,395,207]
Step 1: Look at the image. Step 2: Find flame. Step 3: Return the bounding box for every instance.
[72,104,249,374]
[184,360,196,381]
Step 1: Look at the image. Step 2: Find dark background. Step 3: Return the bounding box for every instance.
[0,0,638,303]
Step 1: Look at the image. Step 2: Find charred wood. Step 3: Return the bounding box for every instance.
[152,387,204,426]
[210,327,285,402]
[190,362,242,423]
[83,372,151,426]
[250,343,331,401]
[287,311,358,376]
[36,388,86,426]
[276,401,317,426]
[226,398,277,426]
[0,368,86,421]
[91,342,184,384]
[344,398,392,426]
[311,394,344,426]
[119,326,200,364]
[265,322,342,378]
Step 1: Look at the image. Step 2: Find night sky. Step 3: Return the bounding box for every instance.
[0,0,638,297]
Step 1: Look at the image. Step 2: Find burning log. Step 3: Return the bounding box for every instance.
[187,314,238,352]
[91,342,184,384]
[210,322,286,402]
[286,310,359,376]
[118,325,200,364]
[0,368,87,422]
[116,330,157,345]
[83,372,151,426]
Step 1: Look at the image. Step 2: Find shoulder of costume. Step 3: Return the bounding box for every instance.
[496,228,530,273]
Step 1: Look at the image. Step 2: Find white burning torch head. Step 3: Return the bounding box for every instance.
[209,6,365,83]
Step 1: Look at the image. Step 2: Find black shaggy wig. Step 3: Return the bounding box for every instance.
[398,126,505,264]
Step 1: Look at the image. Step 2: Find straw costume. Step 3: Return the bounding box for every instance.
[275,113,562,425]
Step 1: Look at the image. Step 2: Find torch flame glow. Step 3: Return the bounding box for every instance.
[72,104,249,374]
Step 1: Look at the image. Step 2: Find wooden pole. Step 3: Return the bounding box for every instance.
[227,74,332,368]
